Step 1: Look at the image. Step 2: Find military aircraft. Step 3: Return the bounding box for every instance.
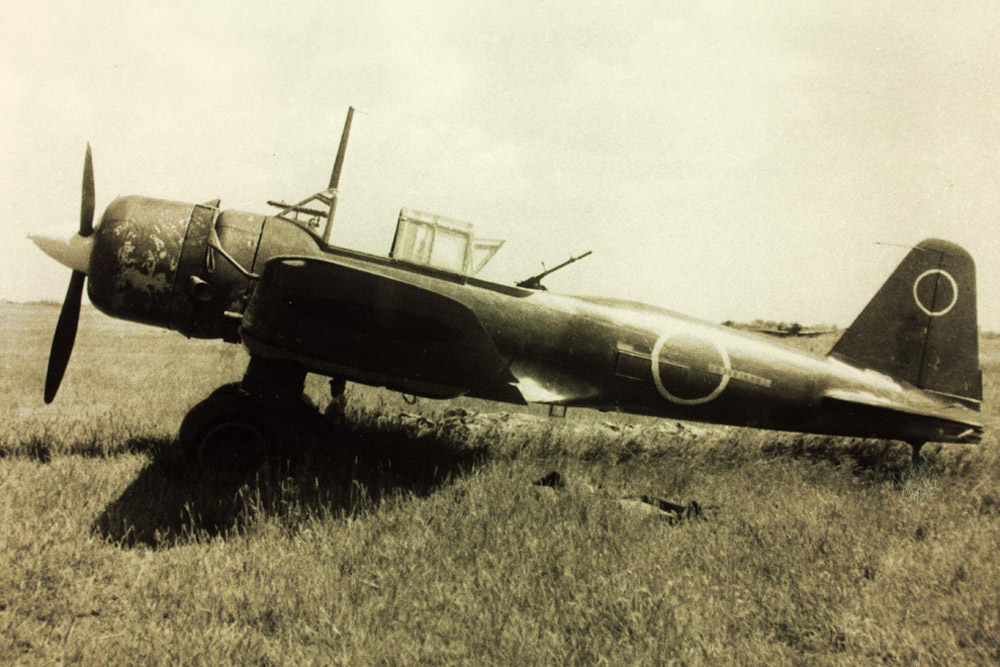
[32,109,983,466]
[747,323,836,338]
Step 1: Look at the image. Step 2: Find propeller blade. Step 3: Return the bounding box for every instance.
[44,270,85,403]
[81,144,94,237]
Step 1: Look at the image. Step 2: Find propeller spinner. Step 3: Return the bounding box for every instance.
[30,145,96,403]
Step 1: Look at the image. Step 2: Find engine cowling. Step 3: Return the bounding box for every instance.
[87,195,262,340]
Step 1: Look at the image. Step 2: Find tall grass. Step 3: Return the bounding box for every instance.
[1,304,997,664]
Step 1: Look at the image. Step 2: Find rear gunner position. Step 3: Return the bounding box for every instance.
[32,109,983,466]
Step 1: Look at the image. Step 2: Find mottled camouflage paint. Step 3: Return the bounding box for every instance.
[88,196,193,329]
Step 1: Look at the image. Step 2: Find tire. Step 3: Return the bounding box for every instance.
[178,386,283,470]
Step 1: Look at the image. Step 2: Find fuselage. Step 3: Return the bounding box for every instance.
[322,252,979,443]
[84,195,982,445]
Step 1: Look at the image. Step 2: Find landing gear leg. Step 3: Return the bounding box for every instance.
[909,441,925,468]
[324,376,347,428]
[240,357,307,407]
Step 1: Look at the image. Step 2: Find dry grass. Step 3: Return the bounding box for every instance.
[1,303,998,664]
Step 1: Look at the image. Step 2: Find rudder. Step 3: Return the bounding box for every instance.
[829,239,981,406]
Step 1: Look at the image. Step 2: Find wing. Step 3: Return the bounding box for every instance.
[240,256,518,399]
[753,328,793,337]
[798,328,834,337]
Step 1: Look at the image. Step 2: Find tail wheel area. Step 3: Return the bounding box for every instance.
[179,383,283,470]
[909,441,926,468]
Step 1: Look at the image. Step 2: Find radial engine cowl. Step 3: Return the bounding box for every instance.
[87,195,195,330]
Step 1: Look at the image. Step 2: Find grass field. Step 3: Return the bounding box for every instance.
[2,302,998,664]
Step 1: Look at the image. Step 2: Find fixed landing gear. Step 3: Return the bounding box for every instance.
[908,441,925,468]
[178,358,338,469]
[178,382,279,470]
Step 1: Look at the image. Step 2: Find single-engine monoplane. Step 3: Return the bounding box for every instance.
[748,323,837,338]
[32,109,984,466]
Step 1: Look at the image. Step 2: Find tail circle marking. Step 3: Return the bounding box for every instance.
[913,269,958,317]
[651,332,730,405]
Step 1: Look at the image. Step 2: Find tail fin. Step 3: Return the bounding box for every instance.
[829,238,981,407]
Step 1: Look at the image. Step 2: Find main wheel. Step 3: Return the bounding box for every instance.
[179,384,282,470]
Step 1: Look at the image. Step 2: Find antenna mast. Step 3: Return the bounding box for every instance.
[322,106,354,245]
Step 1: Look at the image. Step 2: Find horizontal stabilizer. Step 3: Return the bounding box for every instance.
[823,389,982,443]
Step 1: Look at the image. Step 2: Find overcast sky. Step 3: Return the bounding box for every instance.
[3,0,998,330]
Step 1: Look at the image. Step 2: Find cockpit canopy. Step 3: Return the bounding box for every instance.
[390,208,503,276]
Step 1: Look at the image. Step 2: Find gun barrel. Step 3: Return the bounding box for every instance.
[545,251,592,275]
[516,251,592,289]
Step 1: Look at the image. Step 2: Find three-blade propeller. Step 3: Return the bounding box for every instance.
[41,145,95,403]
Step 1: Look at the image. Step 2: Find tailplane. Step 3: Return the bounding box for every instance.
[829,239,981,407]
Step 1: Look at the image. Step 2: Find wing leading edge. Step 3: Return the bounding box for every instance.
[241,256,519,399]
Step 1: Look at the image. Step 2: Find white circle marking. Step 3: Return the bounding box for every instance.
[651,332,731,405]
[913,269,958,317]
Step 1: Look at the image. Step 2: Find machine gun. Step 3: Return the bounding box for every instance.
[516,251,592,290]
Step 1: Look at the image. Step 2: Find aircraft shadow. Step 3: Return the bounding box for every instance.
[92,417,489,549]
